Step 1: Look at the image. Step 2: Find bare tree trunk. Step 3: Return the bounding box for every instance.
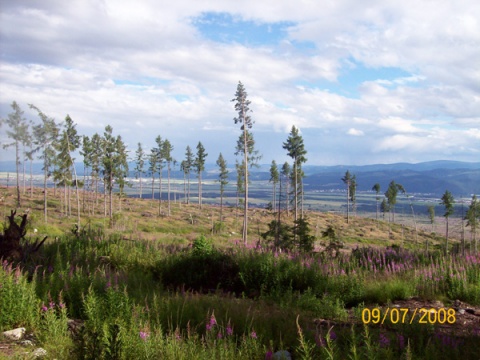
[198,172,202,209]
[183,172,186,205]
[167,165,171,216]
[63,183,67,217]
[158,172,162,216]
[445,217,449,255]
[187,174,191,204]
[29,154,33,199]
[151,174,155,200]
[104,182,107,218]
[71,164,81,230]
[22,146,26,196]
[15,141,21,207]
[109,177,113,219]
[43,167,48,223]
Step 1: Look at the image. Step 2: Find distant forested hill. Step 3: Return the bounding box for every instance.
[1,160,479,196]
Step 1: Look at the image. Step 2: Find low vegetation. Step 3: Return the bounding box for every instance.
[1,187,479,359]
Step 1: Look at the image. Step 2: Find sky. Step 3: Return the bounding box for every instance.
[0,0,479,166]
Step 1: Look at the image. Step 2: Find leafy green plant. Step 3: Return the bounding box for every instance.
[192,235,213,256]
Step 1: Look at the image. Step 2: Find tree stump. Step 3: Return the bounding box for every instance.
[0,210,47,261]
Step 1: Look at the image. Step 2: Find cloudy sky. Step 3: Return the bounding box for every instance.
[1,0,479,166]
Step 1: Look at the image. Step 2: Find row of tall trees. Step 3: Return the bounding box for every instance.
[2,90,477,252]
[232,82,311,247]
[1,102,130,228]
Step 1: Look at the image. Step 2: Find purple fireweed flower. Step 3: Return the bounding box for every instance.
[329,330,337,341]
[226,325,233,336]
[379,333,390,348]
[49,301,55,309]
[58,302,66,309]
[206,323,212,332]
[250,330,257,339]
[41,304,48,312]
[209,314,217,326]
[139,331,148,340]
[397,334,405,350]
[217,332,222,339]
[265,350,273,360]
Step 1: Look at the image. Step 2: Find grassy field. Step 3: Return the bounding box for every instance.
[1,185,479,359]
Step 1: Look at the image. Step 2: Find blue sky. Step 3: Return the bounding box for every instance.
[0,1,479,166]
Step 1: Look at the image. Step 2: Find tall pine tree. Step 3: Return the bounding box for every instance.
[232,82,260,245]
[269,160,279,212]
[283,126,307,222]
[29,104,59,222]
[1,101,29,207]
[216,153,229,222]
[134,142,145,199]
[162,139,174,216]
[195,141,208,208]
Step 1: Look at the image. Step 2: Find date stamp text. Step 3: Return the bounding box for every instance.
[361,308,456,325]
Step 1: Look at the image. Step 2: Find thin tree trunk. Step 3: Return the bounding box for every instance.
[294,159,298,222]
[22,146,26,195]
[346,181,350,224]
[301,176,304,218]
[64,183,67,217]
[220,191,223,222]
[43,165,48,223]
[104,182,107,218]
[445,217,449,255]
[167,165,171,216]
[272,182,276,212]
[158,171,162,215]
[72,165,81,230]
[29,154,33,199]
[187,174,191,204]
[15,141,21,207]
[109,175,113,219]
[82,165,86,213]
[183,172,186,205]
[151,174,155,200]
[198,172,202,208]
[285,176,289,216]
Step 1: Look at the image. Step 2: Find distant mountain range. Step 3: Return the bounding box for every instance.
[220,160,480,196]
[1,160,479,196]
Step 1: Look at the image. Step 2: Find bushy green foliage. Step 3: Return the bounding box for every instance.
[261,220,292,251]
[294,217,315,253]
[192,235,213,256]
[0,263,39,331]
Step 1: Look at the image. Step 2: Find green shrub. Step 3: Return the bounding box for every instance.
[192,235,213,256]
[0,263,39,331]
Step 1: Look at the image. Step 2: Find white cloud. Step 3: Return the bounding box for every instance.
[0,0,479,165]
[347,128,364,136]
